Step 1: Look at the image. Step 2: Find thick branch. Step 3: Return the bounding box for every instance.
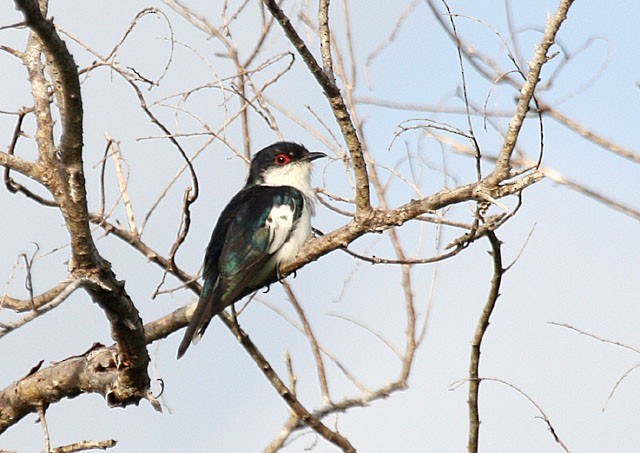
[16,0,93,270]
[0,345,147,435]
[80,266,149,397]
[15,0,150,407]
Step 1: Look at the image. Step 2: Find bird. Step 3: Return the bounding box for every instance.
[177,141,326,358]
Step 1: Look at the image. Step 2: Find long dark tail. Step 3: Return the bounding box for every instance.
[177,289,219,359]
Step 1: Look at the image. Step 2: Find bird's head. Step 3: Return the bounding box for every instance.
[246,142,326,191]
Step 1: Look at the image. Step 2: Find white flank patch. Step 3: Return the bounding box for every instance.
[265,204,295,254]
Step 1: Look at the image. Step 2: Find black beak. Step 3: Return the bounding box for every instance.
[305,151,327,161]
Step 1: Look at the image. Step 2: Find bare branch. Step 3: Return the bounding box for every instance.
[318,0,333,76]
[89,214,198,295]
[0,345,153,435]
[328,313,402,359]
[226,318,356,452]
[454,376,571,451]
[50,439,118,453]
[15,0,150,409]
[104,136,138,236]
[264,414,299,453]
[468,232,503,453]
[0,149,36,178]
[543,103,640,164]
[1,279,71,312]
[2,107,57,206]
[260,298,373,395]
[489,0,575,184]
[549,322,640,355]
[262,0,371,215]
[0,278,82,338]
[441,0,482,180]
[37,405,51,453]
[280,171,539,279]
[283,282,331,405]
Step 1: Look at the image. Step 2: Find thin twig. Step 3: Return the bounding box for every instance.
[441,0,482,180]
[3,108,56,206]
[264,414,299,452]
[105,135,138,236]
[548,322,640,355]
[0,278,83,338]
[543,103,640,164]
[283,282,331,405]
[454,377,571,451]
[328,313,402,359]
[259,299,371,394]
[227,318,356,452]
[37,405,51,453]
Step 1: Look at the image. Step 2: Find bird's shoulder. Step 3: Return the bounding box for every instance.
[228,184,305,225]
[210,185,304,273]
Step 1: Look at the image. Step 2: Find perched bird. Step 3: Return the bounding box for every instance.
[177,142,326,358]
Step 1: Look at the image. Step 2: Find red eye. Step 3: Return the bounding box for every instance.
[275,154,291,165]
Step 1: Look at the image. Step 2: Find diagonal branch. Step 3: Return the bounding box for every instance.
[283,282,331,404]
[542,103,640,164]
[261,0,371,215]
[489,0,575,183]
[281,170,542,278]
[0,279,82,338]
[1,279,71,312]
[227,317,356,452]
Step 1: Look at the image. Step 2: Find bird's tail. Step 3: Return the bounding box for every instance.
[176,287,219,359]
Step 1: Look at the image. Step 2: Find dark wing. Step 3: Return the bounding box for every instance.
[177,185,304,358]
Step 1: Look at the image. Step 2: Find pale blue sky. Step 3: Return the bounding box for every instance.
[1,1,639,452]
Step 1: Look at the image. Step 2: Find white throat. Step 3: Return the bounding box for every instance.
[261,162,317,212]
